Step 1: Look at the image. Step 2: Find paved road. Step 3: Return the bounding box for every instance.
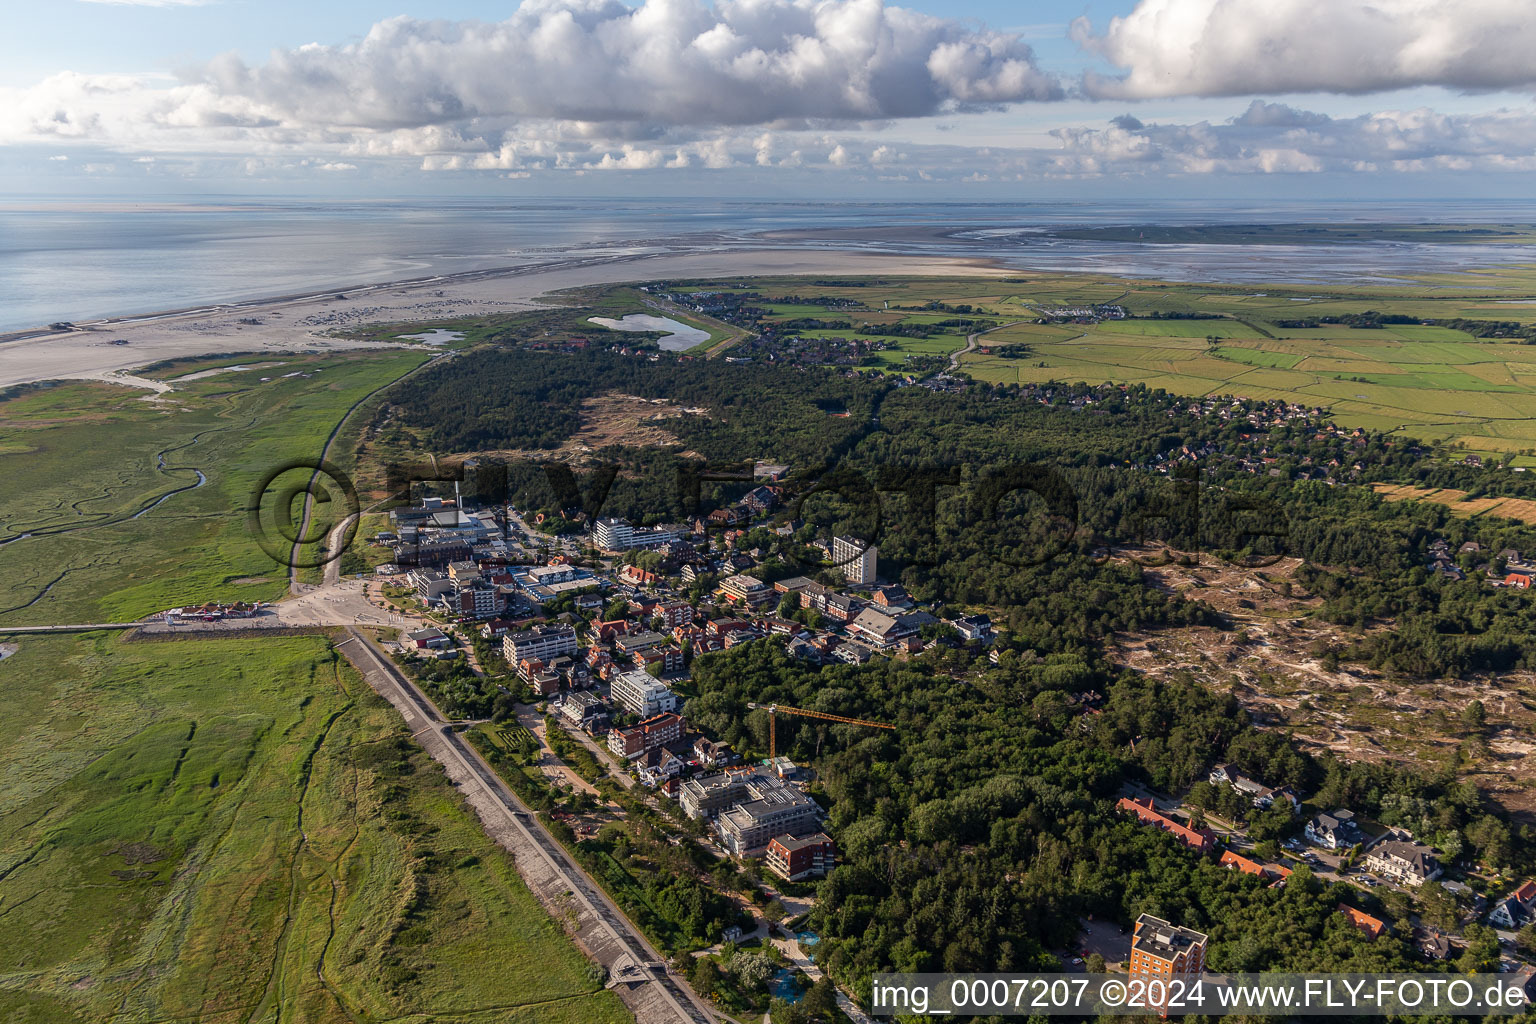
[336,627,716,1024]
[949,319,1028,370]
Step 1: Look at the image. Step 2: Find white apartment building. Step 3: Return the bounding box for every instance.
[833,535,877,585]
[592,518,683,552]
[608,669,679,717]
[503,624,577,665]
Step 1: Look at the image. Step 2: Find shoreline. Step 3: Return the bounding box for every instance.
[0,247,1010,392]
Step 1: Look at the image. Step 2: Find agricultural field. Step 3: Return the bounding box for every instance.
[1373,483,1536,524]
[965,322,1536,461]
[0,349,428,624]
[0,632,626,1024]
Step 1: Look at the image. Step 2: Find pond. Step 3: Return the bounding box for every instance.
[588,313,709,351]
[795,930,820,947]
[769,969,804,1004]
[398,329,464,345]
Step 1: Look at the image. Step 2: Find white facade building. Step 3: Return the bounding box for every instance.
[608,669,679,717]
[833,535,877,585]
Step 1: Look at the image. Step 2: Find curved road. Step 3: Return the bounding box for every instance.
[336,628,716,1024]
[950,319,1029,370]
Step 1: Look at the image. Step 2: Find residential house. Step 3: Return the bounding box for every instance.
[785,636,824,664]
[615,629,669,656]
[481,618,514,639]
[559,691,610,732]
[1305,809,1364,849]
[831,641,875,665]
[951,614,993,642]
[1337,903,1387,940]
[620,564,660,587]
[1365,840,1442,886]
[636,747,685,786]
[1416,928,1460,961]
[1219,849,1292,883]
[635,645,685,675]
[870,585,913,610]
[518,658,562,697]
[659,600,695,629]
[1490,880,1536,928]
[693,736,733,766]
[1209,763,1301,814]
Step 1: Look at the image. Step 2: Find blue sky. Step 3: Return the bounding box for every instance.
[5,0,1533,197]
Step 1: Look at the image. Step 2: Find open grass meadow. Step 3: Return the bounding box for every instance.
[0,349,429,625]
[654,271,1536,460]
[0,632,627,1024]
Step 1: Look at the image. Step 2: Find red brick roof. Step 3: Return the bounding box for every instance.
[1337,903,1386,940]
[1116,797,1215,851]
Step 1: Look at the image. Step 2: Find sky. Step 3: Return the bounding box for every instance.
[4,0,1535,198]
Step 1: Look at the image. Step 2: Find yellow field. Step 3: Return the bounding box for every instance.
[1372,484,1536,523]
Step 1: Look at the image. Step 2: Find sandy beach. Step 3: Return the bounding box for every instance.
[0,249,1007,392]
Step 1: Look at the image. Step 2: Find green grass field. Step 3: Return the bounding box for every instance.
[660,271,1536,462]
[0,632,627,1024]
[0,350,429,624]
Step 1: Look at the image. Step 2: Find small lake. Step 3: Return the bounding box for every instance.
[398,329,464,345]
[588,314,709,352]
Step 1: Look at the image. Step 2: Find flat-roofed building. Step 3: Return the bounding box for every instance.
[765,833,836,881]
[832,535,877,585]
[608,669,678,717]
[718,574,773,607]
[1130,914,1207,1015]
[716,783,823,855]
[592,518,683,551]
[503,624,577,665]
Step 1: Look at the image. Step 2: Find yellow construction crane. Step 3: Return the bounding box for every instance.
[746,702,894,760]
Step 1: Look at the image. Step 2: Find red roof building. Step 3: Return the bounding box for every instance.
[1117,797,1216,853]
[1337,903,1386,940]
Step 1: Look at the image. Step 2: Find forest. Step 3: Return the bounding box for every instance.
[685,640,1524,997]
[378,344,1536,682]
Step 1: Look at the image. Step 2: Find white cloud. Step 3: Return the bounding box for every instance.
[1074,0,1536,99]
[186,0,1058,131]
